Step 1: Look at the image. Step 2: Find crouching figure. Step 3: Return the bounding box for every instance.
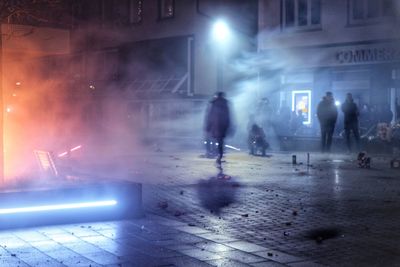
[248,124,269,156]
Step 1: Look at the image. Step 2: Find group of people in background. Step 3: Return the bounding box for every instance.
[204,90,399,172]
[316,91,398,153]
[317,91,361,152]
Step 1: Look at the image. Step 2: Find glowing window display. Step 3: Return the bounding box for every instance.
[291,90,312,125]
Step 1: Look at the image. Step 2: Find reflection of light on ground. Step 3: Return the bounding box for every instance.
[0,200,117,214]
[0,234,29,248]
[334,169,340,184]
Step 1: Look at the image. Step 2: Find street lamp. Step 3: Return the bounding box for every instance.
[212,20,231,44]
[211,19,231,91]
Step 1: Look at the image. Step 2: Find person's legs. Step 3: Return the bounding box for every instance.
[216,137,224,163]
[345,127,351,152]
[326,124,335,152]
[353,124,361,151]
[320,126,327,152]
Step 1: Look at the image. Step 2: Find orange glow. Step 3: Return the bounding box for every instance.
[3,54,93,180]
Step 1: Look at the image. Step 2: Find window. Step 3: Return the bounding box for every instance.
[159,0,174,19]
[349,0,397,25]
[130,0,143,24]
[282,0,321,30]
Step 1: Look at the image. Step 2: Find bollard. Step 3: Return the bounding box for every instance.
[307,153,310,166]
[391,159,400,169]
[292,155,297,165]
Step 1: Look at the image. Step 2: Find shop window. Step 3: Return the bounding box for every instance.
[99,0,142,26]
[159,0,174,20]
[291,90,312,125]
[282,0,321,30]
[348,0,398,25]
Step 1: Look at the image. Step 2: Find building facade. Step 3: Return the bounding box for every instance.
[258,0,400,135]
[69,0,257,138]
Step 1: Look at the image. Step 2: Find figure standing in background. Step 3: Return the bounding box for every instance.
[317,91,338,152]
[205,92,231,172]
[341,93,360,152]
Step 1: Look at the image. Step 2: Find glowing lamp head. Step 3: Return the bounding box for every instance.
[212,20,231,44]
[335,101,341,106]
[16,81,21,86]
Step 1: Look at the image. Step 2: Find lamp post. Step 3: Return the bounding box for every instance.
[211,20,231,92]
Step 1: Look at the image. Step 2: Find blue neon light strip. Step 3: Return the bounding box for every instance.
[0,200,117,215]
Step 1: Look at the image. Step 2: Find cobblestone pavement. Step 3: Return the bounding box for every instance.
[139,150,400,267]
[1,149,400,266]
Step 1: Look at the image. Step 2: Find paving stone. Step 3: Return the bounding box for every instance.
[175,225,211,235]
[0,256,30,267]
[218,250,268,264]
[287,261,327,267]
[0,236,29,249]
[254,250,304,264]
[13,231,51,242]
[197,232,238,243]
[83,251,124,265]
[206,258,252,266]
[225,241,269,253]
[194,241,235,253]
[161,255,214,267]
[47,233,82,243]
[168,244,198,251]
[62,241,104,254]
[179,248,223,261]
[31,240,65,252]
[249,261,288,267]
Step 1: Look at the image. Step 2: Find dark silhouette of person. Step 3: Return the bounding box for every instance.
[317,91,338,152]
[205,92,231,168]
[248,124,269,156]
[341,93,360,152]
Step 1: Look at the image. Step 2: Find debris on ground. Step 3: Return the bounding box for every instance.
[180,190,184,195]
[292,210,298,216]
[174,210,184,217]
[285,222,292,226]
[188,223,196,227]
[241,214,249,217]
[267,252,273,257]
[157,201,168,209]
[283,231,289,236]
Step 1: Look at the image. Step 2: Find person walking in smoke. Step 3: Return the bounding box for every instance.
[341,93,360,152]
[205,92,232,173]
[317,91,338,152]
